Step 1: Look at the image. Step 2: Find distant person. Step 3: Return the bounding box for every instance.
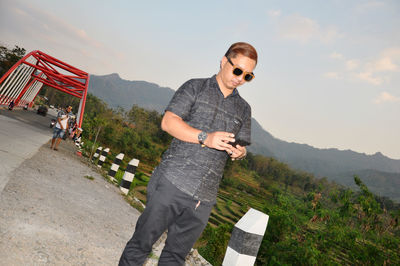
[8,100,14,110]
[50,105,72,150]
[119,42,257,265]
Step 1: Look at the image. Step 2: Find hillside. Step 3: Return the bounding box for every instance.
[88,73,400,202]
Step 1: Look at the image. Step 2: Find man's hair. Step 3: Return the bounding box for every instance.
[225,42,258,64]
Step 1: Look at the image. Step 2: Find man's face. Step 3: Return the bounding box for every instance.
[219,54,256,91]
[67,107,72,113]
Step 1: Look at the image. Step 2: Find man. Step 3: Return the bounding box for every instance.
[50,105,72,151]
[119,42,257,266]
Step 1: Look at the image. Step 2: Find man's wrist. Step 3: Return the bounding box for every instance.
[198,131,208,147]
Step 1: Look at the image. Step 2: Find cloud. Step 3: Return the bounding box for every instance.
[356,1,385,12]
[370,48,400,72]
[382,48,400,57]
[323,72,340,79]
[2,0,104,55]
[330,52,344,59]
[0,0,128,74]
[277,14,341,44]
[346,59,359,70]
[268,10,281,17]
[278,15,319,43]
[356,72,383,85]
[13,6,27,16]
[320,26,342,43]
[374,57,398,72]
[327,47,400,85]
[358,48,400,84]
[374,92,400,104]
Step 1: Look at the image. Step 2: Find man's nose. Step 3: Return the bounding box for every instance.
[236,74,245,82]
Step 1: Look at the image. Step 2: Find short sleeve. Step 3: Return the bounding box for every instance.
[236,104,251,145]
[165,80,197,120]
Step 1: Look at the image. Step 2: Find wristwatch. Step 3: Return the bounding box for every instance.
[198,131,208,147]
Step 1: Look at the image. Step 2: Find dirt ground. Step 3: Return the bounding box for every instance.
[0,140,140,265]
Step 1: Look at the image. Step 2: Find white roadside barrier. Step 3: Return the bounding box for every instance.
[97,147,110,168]
[222,208,269,266]
[108,153,124,182]
[92,146,102,162]
[120,158,139,195]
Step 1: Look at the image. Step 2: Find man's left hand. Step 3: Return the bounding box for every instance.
[227,145,247,160]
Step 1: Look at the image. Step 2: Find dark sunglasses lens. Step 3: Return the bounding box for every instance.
[233,68,243,76]
[244,74,253,81]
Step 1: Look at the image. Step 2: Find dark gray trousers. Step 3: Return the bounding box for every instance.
[119,177,213,266]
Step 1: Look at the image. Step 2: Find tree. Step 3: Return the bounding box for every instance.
[0,45,26,77]
[354,175,383,232]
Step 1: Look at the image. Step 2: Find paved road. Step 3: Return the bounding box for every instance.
[0,108,55,193]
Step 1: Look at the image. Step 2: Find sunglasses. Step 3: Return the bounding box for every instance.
[227,57,255,82]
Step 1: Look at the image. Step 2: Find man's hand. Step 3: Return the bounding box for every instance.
[227,144,247,160]
[57,117,63,130]
[204,132,235,151]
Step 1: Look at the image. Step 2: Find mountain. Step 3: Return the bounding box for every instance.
[88,73,174,113]
[250,119,400,176]
[88,73,400,202]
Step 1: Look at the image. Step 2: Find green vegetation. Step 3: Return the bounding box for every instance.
[0,45,26,77]
[84,175,94,180]
[81,94,171,169]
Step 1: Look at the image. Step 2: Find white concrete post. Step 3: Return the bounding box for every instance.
[120,158,139,195]
[97,147,110,168]
[108,153,124,182]
[222,208,269,266]
[92,146,102,162]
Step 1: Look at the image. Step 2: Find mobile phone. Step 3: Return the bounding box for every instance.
[229,139,250,147]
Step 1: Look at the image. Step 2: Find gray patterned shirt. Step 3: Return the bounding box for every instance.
[149,75,251,204]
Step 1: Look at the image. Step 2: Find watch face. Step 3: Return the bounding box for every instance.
[198,131,207,144]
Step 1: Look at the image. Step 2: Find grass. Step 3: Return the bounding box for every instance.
[148,252,159,259]
[84,175,94,180]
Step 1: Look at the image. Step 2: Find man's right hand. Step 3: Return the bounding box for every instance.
[161,112,235,150]
[204,132,235,151]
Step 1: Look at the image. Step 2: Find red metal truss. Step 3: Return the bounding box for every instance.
[0,50,90,127]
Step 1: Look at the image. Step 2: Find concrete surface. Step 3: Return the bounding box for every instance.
[0,142,140,265]
[0,110,52,193]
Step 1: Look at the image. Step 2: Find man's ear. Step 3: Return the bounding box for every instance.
[220,56,227,69]
[221,56,228,64]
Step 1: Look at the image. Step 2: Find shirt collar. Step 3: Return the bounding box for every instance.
[211,75,239,98]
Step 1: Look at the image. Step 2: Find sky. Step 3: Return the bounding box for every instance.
[1,0,399,159]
